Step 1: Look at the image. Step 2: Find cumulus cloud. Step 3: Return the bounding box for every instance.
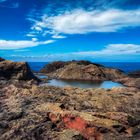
[30,8,140,35]
[52,34,66,39]
[26,33,36,37]
[0,39,55,50]
[32,38,38,41]
[75,44,140,56]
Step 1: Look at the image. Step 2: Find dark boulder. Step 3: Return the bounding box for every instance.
[128,70,140,78]
[0,60,40,82]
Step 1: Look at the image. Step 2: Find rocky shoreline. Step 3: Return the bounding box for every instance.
[40,60,140,89]
[0,59,140,140]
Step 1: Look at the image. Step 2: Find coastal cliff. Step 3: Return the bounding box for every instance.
[0,59,39,82]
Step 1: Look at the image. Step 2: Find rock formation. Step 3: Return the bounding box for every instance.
[40,60,126,81]
[0,60,40,82]
[128,70,140,78]
[0,84,139,139]
[40,60,100,73]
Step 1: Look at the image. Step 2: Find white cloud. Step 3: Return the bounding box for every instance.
[32,38,38,41]
[26,33,36,37]
[32,26,42,31]
[0,39,55,50]
[6,44,140,62]
[13,49,30,52]
[52,34,66,39]
[74,44,140,56]
[30,8,140,35]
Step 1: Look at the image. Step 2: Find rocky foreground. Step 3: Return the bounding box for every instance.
[0,59,140,140]
[0,84,140,140]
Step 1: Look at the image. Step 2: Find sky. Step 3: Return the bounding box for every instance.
[0,0,140,62]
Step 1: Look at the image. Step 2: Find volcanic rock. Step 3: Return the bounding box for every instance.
[40,60,126,81]
[128,70,140,78]
[0,84,139,139]
[0,60,39,82]
[117,77,140,89]
[40,60,99,73]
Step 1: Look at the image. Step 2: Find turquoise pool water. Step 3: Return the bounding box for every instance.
[43,79,123,89]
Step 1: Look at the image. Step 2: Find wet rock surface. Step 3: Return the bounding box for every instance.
[0,83,140,140]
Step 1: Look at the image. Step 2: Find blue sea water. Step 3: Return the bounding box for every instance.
[28,62,140,73]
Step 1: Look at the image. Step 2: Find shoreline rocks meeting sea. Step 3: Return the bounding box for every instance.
[0,58,140,140]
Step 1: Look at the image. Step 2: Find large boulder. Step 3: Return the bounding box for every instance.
[0,60,39,82]
[40,60,126,81]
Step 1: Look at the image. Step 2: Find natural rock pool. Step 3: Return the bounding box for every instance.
[41,79,124,89]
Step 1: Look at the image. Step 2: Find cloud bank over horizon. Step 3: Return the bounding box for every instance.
[0,39,55,50]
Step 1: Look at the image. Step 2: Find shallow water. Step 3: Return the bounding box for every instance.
[43,79,123,89]
[35,74,48,79]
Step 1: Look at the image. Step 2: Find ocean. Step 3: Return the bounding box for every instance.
[28,62,140,73]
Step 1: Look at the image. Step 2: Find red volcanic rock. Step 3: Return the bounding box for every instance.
[47,113,102,139]
[62,114,102,139]
[63,114,87,132]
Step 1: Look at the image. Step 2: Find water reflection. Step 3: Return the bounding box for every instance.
[45,79,123,89]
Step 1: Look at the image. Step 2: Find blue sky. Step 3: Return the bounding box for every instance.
[0,0,140,62]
